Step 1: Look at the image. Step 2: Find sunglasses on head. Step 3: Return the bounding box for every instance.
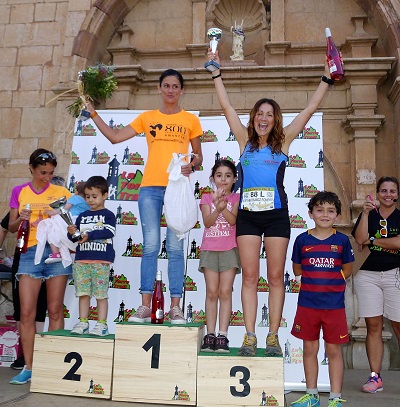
[34,152,57,162]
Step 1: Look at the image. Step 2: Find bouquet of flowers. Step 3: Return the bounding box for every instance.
[67,63,118,119]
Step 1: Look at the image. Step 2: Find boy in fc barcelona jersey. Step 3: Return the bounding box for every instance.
[290,191,354,407]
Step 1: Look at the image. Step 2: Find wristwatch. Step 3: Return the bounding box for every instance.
[369,236,375,245]
[321,75,335,85]
[191,165,196,173]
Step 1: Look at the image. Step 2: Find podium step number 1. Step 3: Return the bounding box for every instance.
[112,322,204,405]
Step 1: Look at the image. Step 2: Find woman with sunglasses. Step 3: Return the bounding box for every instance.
[8,148,72,385]
[352,176,400,393]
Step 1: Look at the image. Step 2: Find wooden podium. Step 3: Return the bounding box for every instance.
[31,330,114,399]
[112,322,204,404]
[197,349,284,406]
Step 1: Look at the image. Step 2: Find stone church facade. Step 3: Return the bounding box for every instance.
[0,0,399,368]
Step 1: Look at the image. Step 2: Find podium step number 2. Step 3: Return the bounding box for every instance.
[31,330,114,399]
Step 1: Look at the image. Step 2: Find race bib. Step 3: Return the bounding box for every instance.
[241,187,275,211]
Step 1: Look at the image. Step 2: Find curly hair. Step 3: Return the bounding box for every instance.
[247,98,285,153]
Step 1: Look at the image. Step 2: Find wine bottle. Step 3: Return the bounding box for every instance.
[151,270,164,324]
[325,28,344,81]
[15,204,31,254]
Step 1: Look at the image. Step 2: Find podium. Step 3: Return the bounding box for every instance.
[31,330,114,399]
[112,322,204,404]
[197,349,284,406]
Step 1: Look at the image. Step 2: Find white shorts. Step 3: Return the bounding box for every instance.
[354,268,400,322]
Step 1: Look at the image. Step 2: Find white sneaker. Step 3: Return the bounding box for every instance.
[128,305,151,322]
[71,321,89,335]
[90,322,108,336]
[169,306,186,324]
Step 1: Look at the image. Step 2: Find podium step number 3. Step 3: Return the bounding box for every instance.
[197,350,284,406]
[31,330,114,399]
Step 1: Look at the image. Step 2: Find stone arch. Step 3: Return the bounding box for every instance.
[71,0,139,63]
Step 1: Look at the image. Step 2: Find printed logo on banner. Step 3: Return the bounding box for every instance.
[185,276,198,291]
[121,147,144,165]
[287,154,306,168]
[201,130,218,142]
[67,175,86,194]
[87,146,110,164]
[295,178,320,198]
[114,301,135,322]
[109,267,131,289]
[75,120,96,137]
[290,214,308,229]
[172,385,190,401]
[194,183,213,199]
[160,214,167,227]
[257,276,269,291]
[296,126,321,139]
[122,238,143,257]
[315,149,324,168]
[71,151,80,164]
[87,379,105,395]
[284,339,304,364]
[258,304,287,327]
[260,393,279,406]
[187,239,200,259]
[284,272,300,293]
[186,307,206,323]
[229,310,245,326]
[115,205,138,225]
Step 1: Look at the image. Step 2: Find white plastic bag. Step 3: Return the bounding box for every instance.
[164,153,198,240]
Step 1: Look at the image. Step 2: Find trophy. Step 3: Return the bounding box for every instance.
[204,27,222,72]
[49,196,82,242]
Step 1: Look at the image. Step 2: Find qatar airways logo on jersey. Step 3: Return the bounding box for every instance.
[308,257,334,268]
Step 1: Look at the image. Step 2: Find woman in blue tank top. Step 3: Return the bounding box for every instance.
[207,50,332,356]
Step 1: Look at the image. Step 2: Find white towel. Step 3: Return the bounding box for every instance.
[35,215,77,267]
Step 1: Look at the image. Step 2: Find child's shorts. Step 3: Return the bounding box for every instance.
[198,248,241,273]
[73,262,110,299]
[291,305,349,344]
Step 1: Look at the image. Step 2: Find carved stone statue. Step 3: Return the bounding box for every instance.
[230,20,245,61]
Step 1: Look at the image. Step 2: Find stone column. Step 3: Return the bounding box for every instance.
[186,0,208,67]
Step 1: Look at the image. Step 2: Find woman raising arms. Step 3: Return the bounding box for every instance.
[207,50,332,356]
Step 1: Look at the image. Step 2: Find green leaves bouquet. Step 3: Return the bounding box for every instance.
[68,63,118,120]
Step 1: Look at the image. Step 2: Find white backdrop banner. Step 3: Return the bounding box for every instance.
[58,110,328,390]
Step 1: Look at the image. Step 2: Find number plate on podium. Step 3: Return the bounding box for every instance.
[112,322,204,404]
[197,349,284,406]
[31,330,114,398]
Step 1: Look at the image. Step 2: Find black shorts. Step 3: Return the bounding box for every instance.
[236,208,290,238]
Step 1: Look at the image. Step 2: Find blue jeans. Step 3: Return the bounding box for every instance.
[138,187,184,297]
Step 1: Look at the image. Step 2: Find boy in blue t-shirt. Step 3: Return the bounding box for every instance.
[290,191,354,407]
[67,176,116,336]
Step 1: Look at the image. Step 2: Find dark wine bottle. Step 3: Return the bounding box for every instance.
[15,204,31,254]
[325,28,344,81]
[151,270,164,324]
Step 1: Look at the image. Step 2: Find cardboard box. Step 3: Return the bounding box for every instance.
[0,322,20,367]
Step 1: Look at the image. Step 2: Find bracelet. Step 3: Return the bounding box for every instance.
[321,75,334,85]
[212,73,222,80]
[90,110,98,119]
